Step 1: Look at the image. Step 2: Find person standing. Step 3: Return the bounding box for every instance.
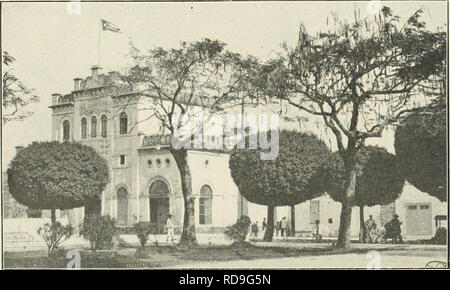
[275,220,281,237]
[262,218,267,233]
[390,214,403,243]
[281,217,288,237]
[365,215,377,243]
[251,222,259,237]
[166,214,175,242]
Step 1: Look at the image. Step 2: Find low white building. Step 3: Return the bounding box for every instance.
[247,183,447,240]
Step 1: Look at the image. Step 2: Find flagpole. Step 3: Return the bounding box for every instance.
[98,19,101,66]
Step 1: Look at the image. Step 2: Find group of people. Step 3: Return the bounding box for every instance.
[167,213,403,243]
[363,214,403,244]
[250,217,290,238]
[168,213,403,243]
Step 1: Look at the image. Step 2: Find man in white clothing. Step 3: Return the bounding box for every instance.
[166,214,175,242]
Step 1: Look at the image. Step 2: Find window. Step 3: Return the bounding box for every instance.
[199,185,212,225]
[117,187,128,226]
[101,115,107,137]
[119,112,128,135]
[62,120,70,141]
[91,116,97,138]
[147,160,153,167]
[156,159,161,166]
[408,205,417,210]
[165,158,170,167]
[81,117,87,139]
[309,200,320,224]
[420,205,429,210]
[120,155,126,165]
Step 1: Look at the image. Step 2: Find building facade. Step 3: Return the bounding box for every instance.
[50,66,243,233]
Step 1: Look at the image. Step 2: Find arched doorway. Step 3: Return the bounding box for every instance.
[149,180,170,234]
[117,187,128,226]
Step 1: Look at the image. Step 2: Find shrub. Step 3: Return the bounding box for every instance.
[37,222,73,256]
[433,227,447,245]
[224,215,251,243]
[134,222,152,247]
[79,215,117,252]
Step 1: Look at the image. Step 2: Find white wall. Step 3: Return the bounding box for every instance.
[188,150,240,228]
[396,183,447,239]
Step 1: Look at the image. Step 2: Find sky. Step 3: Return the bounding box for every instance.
[1,1,447,168]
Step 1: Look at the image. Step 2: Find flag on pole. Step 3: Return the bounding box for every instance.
[101,19,121,33]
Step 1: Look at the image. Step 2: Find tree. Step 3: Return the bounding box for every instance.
[2,51,39,123]
[122,39,261,247]
[7,141,110,225]
[322,146,406,242]
[229,130,331,241]
[393,22,446,202]
[262,7,441,248]
[394,110,446,202]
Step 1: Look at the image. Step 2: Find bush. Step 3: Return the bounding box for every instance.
[433,227,447,245]
[134,222,152,247]
[224,215,251,243]
[37,222,73,256]
[79,215,117,252]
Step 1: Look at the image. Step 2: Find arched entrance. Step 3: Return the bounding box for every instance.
[117,187,129,226]
[149,180,170,234]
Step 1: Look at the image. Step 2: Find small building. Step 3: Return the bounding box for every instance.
[248,183,447,240]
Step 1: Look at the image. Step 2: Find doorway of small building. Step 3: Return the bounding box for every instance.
[150,198,169,234]
[405,203,432,237]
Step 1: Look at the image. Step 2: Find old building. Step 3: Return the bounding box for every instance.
[50,66,245,233]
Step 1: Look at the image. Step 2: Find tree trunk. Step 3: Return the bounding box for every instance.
[263,205,275,242]
[290,205,295,237]
[170,148,198,248]
[360,206,366,243]
[335,151,357,249]
[51,209,57,226]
